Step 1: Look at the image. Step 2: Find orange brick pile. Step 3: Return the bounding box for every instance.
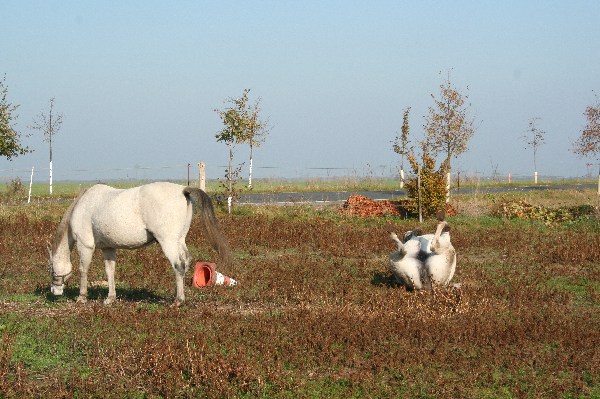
[339,194,401,217]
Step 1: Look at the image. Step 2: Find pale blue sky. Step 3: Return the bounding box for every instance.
[1,1,599,182]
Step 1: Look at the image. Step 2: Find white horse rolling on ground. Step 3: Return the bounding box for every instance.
[390,211,457,290]
[422,217,456,286]
[48,182,231,306]
[389,232,431,290]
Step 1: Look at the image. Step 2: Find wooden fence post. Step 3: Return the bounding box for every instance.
[198,161,206,192]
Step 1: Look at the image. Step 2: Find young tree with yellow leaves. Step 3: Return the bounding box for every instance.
[239,95,270,189]
[573,94,600,194]
[215,89,250,213]
[424,72,475,200]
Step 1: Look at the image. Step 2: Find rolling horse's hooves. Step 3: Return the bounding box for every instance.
[436,209,446,222]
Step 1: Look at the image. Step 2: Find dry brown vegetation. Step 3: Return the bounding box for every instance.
[0,191,599,398]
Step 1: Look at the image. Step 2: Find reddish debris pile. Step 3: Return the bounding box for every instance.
[340,194,458,218]
[444,204,458,217]
[339,194,401,217]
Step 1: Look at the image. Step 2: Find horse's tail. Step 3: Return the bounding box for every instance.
[183,187,232,265]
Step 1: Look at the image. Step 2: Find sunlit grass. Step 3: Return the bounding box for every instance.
[0,186,597,397]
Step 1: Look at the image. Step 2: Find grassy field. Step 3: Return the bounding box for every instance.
[0,189,598,398]
[1,175,597,199]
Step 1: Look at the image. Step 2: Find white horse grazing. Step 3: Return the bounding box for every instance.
[389,232,430,290]
[48,182,231,305]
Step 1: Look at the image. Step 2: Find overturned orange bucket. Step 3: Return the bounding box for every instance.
[192,262,237,288]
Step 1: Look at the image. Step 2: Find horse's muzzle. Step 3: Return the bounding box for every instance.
[50,284,64,295]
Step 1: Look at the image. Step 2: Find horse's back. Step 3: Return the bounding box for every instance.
[71,182,190,249]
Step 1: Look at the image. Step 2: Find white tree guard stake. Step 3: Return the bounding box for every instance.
[227,195,232,214]
[198,161,206,191]
[248,158,253,189]
[400,169,405,188]
[49,160,53,195]
[534,171,538,184]
[28,166,34,203]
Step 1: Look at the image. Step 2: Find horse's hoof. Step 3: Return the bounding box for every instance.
[171,300,185,308]
[76,295,88,304]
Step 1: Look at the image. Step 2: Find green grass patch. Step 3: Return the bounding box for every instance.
[3,317,86,375]
[546,276,600,303]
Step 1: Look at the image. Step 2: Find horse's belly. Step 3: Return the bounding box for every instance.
[96,231,154,249]
[92,216,154,249]
[426,254,452,285]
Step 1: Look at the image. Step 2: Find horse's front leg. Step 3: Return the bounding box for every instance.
[77,243,94,303]
[102,248,117,305]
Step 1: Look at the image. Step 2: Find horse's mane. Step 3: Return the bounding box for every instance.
[51,188,88,253]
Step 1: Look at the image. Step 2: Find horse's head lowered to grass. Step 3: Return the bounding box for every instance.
[48,244,73,295]
[47,190,85,296]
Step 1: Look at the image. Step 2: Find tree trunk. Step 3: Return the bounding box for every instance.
[399,168,404,189]
[417,166,422,223]
[533,148,538,184]
[597,163,600,195]
[228,142,233,214]
[400,155,405,189]
[446,171,451,203]
[248,144,253,189]
[49,134,53,195]
[445,154,451,203]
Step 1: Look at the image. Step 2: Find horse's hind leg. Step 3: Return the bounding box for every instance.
[102,248,117,305]
[159,239,192,306]
[76,243,95,303]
